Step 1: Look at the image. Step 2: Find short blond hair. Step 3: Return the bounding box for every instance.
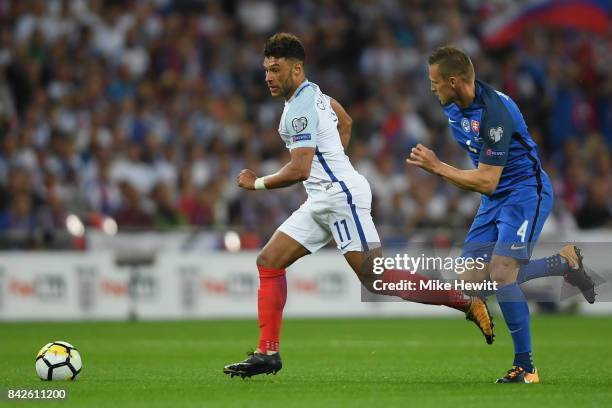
[428,46,474,81]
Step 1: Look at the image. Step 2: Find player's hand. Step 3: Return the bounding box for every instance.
[406,144,441,174]
[237,169,257,190]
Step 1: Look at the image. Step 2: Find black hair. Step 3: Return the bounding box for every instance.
[264,33,305,62]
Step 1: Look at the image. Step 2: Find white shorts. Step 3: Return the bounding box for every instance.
[278,175,380,254]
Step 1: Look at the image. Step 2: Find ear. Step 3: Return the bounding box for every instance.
[449,76,457,89]
[292,62,303,76]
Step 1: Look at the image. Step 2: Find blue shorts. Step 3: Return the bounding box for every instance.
[461,180,553,263]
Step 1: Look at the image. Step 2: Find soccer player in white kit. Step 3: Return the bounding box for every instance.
[223,33,494,378]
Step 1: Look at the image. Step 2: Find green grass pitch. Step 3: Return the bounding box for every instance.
[2,315,612,407]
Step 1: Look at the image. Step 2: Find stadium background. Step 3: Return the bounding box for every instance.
[1,0,611,310]
[1,1,611,406]
[1,0,610,318]
[0,0,610,249]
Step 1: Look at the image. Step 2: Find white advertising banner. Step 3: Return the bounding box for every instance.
[0,252,129,320]
[0,249,610,320]
[155,252,453,319]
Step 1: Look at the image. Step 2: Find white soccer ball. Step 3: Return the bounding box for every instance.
[35,341,82,381]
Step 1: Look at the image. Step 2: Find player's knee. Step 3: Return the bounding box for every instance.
[256,251,278,269]
[458,264,489,283]
[489,257,518,286]
[349,249,381,282]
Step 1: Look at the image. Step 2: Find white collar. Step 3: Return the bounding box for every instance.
[287,79,310,103]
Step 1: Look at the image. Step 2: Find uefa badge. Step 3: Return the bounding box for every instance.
[488,126,503,143]
[291,117,308,133]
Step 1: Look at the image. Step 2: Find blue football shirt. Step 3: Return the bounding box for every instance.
[443,80,548,196]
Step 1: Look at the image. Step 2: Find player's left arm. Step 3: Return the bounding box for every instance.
[330,98,352,149]
[407,144,503,195]
[237,147,315,190]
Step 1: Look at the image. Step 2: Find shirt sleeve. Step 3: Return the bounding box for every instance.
[284,98,318,150]
[478,96,514,166]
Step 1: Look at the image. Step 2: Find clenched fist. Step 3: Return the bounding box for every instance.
[406,144,442,174]
[237,169,257,190]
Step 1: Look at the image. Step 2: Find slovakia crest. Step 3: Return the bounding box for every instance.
[471,120,480,135]
[488,126,503,143]
[291,117,308,133]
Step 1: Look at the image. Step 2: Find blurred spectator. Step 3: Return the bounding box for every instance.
[114,180,153,229]
[151,181,187,229]
[575,177,612,229]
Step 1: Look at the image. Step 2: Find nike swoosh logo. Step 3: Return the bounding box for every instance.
[509,328,522,334]
[511,244,526,250]
[448,119,456,123]
[340,242,352,250]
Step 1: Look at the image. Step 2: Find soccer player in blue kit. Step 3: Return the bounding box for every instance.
[407,46,596,383]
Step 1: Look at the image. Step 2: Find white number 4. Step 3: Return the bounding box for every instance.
[517,220,528,243]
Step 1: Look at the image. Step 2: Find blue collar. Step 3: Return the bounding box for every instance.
[288,80,310,102]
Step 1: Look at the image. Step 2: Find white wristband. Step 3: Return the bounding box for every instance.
[254,177,267,190]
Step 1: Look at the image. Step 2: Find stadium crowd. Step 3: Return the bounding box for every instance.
[0,0,610,249]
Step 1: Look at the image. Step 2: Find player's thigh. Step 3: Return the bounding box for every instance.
[325,185,380,254]
[494,184,553,262]
[329,206,380,254]
[461,204,500,264]
[271,201,332,268]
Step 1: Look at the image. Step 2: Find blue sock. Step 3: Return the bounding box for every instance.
[496,283,534,372]
[517,254,570,284]
[514,352,534,372]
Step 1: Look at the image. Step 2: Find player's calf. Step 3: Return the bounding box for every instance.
[457,262,490,285]
[453,262,492,298]
[346,250,495,344]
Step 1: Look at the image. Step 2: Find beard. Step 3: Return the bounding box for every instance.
[280,76,295,98]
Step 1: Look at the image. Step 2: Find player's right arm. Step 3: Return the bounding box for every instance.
[408,93,514,196]
[238,97,318,191]
[407,144,503,195]
[330,98,352,149]
[237,147,315,190]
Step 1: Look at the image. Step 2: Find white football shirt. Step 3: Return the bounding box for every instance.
[278,80,360,192]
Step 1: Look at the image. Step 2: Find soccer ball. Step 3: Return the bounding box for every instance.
[35,341,82,381]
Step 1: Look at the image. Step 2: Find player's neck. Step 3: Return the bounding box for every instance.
[455,81,476,109]
[285,77,307,101]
